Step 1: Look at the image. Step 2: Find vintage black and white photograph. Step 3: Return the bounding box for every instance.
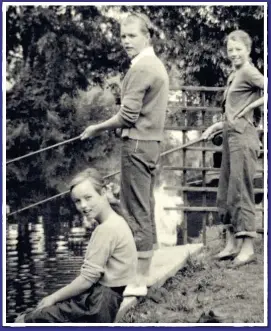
[3,2,267,326]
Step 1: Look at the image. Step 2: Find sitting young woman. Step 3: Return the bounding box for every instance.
[17,168,137,323]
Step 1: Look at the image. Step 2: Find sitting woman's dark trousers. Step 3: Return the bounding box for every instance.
[217,121,260,238]
[24,284,125,323]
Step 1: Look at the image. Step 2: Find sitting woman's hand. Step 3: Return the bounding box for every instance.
[36,295,57,310]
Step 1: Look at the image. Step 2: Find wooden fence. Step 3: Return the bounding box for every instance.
[163,86,264,245]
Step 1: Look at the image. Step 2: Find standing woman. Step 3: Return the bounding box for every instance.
[202,30,264,267]
[16,168,137,323]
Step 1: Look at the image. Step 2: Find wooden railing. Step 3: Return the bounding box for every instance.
[163,86,264,245]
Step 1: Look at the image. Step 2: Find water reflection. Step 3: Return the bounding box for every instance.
[6,216,94,323]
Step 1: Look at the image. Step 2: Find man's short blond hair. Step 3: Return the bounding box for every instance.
[121,13,154,38]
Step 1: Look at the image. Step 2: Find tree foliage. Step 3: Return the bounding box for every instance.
[116,5,264,86]
[5,5,264,211]
[6,5,128,208]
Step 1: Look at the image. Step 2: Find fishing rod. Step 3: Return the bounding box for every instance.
[7,130,221,217]
[6,135,82,165]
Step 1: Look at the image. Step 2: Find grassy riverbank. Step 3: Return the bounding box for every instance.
[120,226,265,324]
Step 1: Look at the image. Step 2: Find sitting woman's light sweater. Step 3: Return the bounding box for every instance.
[80,213,137,287]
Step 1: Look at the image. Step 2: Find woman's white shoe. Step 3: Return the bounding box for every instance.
[123,285,148,297]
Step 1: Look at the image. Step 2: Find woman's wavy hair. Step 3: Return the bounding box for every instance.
[69,168,104,195]
[226,29,252,53]
[69,168,124,217]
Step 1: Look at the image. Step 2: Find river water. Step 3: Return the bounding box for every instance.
[5,216,95,323]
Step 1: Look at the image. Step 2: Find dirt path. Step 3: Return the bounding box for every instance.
[120,226,265,324]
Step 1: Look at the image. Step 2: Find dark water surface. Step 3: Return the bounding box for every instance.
[6,216,94,323]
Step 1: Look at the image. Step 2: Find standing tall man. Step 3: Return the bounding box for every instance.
[81,13,169,296]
